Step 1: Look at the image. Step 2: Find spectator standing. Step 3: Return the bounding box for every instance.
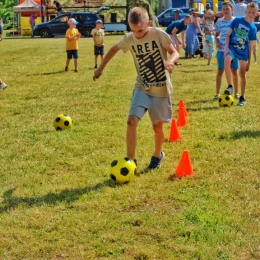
[54,1,62,16]
[91,20,105,69]
[224,2,258,106]
[233,0,247,17]
[185,8,204,59]
[0,18,4,41]
[214,1,239,100]
[29,14,37,38]
[65,18,81,72]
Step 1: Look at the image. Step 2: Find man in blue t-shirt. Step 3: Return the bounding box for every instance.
[224,2,258,106]
[165,15,191,65]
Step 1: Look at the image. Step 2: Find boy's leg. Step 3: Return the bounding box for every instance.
[224,55,232,86]
[74,58,78,70]
[224,54,234,94]
[65,59,71,71]
[94,55,98,68]
[101,55,104,63]
[231,68,239,97]
[216,68,224,97]
[239,60,247,97]
[152,121,164,158]
[126,115,139,161]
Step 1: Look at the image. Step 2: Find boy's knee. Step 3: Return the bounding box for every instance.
[127,116,139,128]
[152,122,163,133]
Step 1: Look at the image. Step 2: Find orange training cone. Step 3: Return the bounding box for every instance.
[179,99,188,117]
[177,107,187,127]
[175,150,194,177]
[168,119,181,142]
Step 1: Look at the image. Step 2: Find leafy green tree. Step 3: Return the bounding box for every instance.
[0,0,17,27]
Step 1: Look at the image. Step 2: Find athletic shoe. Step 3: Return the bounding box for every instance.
[65,66,69,72]
[237,96,246,106]
[147,151,165,169]
[224,85,233,95]
[235,94,240,99]
[213,94,220,100]
[207,63,213,66]
[74,68,79,72]
[94,64,98,69]
[0,81,7,90]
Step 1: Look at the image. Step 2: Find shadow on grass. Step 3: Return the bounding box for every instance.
[220,130,260,140]
[187,106,219,112]
[0,180,115,213]
[27,70,65,76]
[184,99,216,105]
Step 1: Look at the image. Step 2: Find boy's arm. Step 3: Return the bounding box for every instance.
[171,27,181,44]
[93,44,120,80]
[164,44,180,74]
[215,32,222,50]
[181,31,185,49]
[224,28,232,56]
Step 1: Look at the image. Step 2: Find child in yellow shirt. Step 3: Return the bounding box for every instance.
[91,20,105,69]
[65,18,81,72]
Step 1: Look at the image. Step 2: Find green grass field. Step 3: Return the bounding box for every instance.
[0,34,260,259]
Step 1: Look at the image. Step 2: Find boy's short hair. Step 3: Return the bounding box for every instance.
[96,19,103,24]
[128,7,149,25]
[222,1,233,9]
[247,2,258,11]
[184,14,191,19]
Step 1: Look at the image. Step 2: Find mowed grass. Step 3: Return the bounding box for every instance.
[0,34,260,260]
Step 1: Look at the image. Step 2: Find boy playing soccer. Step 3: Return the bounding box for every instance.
[214,1,239,100]
[91,20,105,69]
[93,7,179,169]
[65,18,81,72]
[224,2,258,106]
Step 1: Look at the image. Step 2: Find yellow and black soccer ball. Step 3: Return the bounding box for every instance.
[108,157,136,184]
[218,94,234,107]
[53,114,72,131]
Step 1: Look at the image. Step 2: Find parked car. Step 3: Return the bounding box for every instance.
[157,8,190,27]
[33,12,100,38]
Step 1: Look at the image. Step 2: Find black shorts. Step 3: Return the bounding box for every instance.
[94,45,104,56]
[66,50,78,59]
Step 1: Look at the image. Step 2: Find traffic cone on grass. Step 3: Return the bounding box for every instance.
[177,107,187,127]
[179,99,188,117]
[168,119,181,142]
[175,150,194,177]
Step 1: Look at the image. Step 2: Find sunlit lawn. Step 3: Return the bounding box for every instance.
[0,33,260,259]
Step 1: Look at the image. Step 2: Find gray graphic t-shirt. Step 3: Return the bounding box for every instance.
[117,27,173,97]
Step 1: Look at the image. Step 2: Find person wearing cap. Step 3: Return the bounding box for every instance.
[185,8,204,59]
[65,18,81,72]
[91,20,105,69]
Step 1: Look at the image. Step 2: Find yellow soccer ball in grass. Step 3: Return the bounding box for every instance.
[218,94,234,108]
[53,114,72,131]
[108,157,136,184]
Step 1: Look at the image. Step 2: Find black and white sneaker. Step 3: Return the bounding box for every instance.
[224,85,233,95]
[237,96,246,106]
[147,151,165,169]
[0,81,7,90]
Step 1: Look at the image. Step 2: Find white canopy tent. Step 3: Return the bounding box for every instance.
[12,0,42,37]
[13,0,41,13]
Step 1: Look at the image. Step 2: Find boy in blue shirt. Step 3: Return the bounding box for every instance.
[165,15,191,65]
[224,2,258,106]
